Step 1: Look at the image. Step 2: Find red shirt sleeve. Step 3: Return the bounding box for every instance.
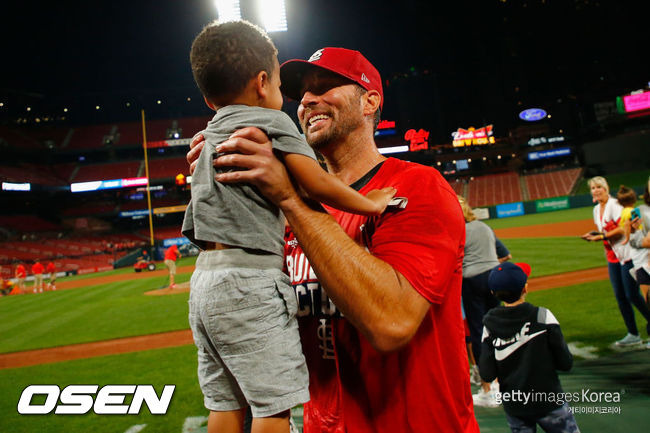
[364,165,465,304]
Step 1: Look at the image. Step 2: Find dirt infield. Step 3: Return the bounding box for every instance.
[0,217,608,369]
[493,218,594,239]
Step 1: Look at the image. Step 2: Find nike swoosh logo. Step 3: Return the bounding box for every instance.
[494,330,547,361]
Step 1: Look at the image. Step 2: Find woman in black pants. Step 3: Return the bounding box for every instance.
[458,195,506,407]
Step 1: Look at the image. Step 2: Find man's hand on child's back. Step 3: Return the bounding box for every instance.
[187,133,205,175]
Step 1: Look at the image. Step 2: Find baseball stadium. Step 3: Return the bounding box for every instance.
[2,1,649,432]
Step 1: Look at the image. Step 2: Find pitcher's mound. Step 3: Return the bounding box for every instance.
[145,282,190,296]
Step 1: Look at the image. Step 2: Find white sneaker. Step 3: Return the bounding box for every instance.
[469,365,482,386]
[615,333,642,346]
[472,388,500,408]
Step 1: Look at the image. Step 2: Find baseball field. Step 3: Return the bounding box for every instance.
[1,206,649,433]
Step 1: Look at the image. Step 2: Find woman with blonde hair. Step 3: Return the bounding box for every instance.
[581,176,650,346]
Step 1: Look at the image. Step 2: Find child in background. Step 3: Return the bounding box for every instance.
[46,261,57,291]
[182,20,396,433]
[479,262,580,433]
[618,185,650,333]
[627,180,650,315]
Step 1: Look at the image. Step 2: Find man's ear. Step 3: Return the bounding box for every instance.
[362,89,381,116]
[203,95,217,111]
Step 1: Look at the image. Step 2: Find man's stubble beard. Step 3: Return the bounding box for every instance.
[303,106,364,151]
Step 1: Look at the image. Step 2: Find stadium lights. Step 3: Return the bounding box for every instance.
[258,0,288,32]
[214,0,242,21]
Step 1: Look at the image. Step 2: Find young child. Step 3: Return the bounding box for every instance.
[478,262,580,433]
[181,20,396,433]
[617,185,650,330]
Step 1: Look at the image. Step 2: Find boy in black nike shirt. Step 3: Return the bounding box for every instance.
[479,262,580,433]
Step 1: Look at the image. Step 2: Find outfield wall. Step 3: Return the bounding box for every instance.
[481,190,644,219]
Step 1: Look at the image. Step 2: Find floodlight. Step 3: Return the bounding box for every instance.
[215,0,242,22]
[258,0,288,32]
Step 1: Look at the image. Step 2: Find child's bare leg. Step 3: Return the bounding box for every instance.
[251,409,291,433]
[208,408,247,433]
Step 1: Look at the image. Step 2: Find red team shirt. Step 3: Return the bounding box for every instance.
[284,158,478,433]
[164,245,180,261]
[32,262,44,275]
[16,264,26,279]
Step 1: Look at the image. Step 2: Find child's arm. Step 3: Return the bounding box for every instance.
[542,308,573,371]
[478,328,497,383]
[283,153,396,216]
[548,325,573,371]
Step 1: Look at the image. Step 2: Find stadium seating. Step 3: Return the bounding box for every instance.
[0,233,145,275]
[0,215,62,232]
[72,161,142,183]
[148,157,190,180]
[176,116,212,137]
[524,168,582,201]
[66,124,115,149]
[60,202,118,217]
[140,225,183,240]
[0,126,44,150]
[447,179,466,197]
[0,162,77,186]
[466,172,523,208]
[115,121,142,147]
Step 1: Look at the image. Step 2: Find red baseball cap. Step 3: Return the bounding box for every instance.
[280,47,384,110]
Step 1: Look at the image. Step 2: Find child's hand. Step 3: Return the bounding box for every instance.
[365,187,397,215]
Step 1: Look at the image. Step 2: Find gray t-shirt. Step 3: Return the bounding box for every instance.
[182,105,316,256]
[463,220,500,278]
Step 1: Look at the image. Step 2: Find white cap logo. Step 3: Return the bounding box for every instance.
[361,73,370,83]
[308,49,324,62]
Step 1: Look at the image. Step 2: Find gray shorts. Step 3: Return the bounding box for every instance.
[189,249,309,417]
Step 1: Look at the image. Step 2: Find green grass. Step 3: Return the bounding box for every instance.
[574,170,649,195]
[0,345,206,433]
[496,237,605,276]
[0,272,192,354]
[526,280,648,355]
[1,280,647,433]
[484,207,592,229]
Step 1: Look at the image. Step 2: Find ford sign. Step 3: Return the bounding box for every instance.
[519,108,547,122]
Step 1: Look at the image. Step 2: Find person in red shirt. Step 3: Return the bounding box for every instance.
[164,244,181,289]
[15,262,26,293]
[31,259,45,293]
[46,261,57,291]
[188,48,478,432]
